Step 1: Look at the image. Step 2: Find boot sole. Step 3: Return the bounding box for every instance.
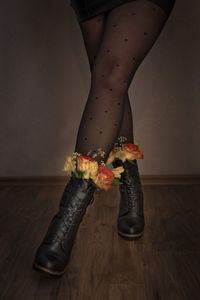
[118,229,144,240]
[32,261,67,277]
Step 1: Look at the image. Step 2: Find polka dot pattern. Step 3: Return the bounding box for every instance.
[75,2,168,163]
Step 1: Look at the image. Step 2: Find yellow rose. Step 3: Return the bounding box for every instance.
[111,166,124,178]
[106,149,116,165]
[112,150,131,162]
[62,155,76,172]
[76,155,98,179]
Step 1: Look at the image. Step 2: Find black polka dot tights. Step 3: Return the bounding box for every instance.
[74,0,169,163]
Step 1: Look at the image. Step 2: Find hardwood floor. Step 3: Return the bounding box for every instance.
[0,183,200,300]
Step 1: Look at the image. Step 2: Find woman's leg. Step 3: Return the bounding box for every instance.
[79,14,134,146]
[79,14,106,72]
[74,0,170,163]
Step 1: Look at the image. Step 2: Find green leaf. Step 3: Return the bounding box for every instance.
[72,170,85,179]
[106,163,113,170]
[112,178,123,186]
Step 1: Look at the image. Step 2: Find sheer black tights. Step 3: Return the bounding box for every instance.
[74,0,169,163]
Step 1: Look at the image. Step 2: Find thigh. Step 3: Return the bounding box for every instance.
[93,0,169,86]
[78,13,107,71]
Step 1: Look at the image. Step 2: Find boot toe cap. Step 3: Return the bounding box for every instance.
[33,243,68,275]
[118,216,144,237]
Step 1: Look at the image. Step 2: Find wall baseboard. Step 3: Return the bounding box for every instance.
[0,175,199,186]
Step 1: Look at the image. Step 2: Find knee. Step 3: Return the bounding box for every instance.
[91,63,128,96]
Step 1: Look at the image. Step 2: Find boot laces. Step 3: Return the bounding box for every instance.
[51,203,79,243]
[125,178,138,212]
[51,181,95,243]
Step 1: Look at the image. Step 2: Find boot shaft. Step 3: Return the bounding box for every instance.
[113,159,144,217]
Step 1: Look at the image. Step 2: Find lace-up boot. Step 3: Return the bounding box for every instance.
[33,175,96,276]
[113,158,145,239]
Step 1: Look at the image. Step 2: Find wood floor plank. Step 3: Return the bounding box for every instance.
[0,184,200,300]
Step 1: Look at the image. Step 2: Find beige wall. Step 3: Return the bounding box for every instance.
[0,0,199,177]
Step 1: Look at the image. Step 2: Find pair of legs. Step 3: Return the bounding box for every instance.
[74,0,170,163]
[33,2,172,275]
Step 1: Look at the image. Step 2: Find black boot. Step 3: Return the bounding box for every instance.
[113,158,145,239]
[32,175,96,277]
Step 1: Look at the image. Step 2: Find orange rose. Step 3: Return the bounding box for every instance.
[123,143,139,152]
[132,151,144,159]
[76,155,98,179]
[123,143,144,160]
[92,165,115,190]
[76,154,94,165]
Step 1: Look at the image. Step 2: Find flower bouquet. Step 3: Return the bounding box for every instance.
[106,136,144,165]
[62,148,125,191]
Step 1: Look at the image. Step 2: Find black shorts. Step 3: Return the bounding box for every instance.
[70,0,176,22]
